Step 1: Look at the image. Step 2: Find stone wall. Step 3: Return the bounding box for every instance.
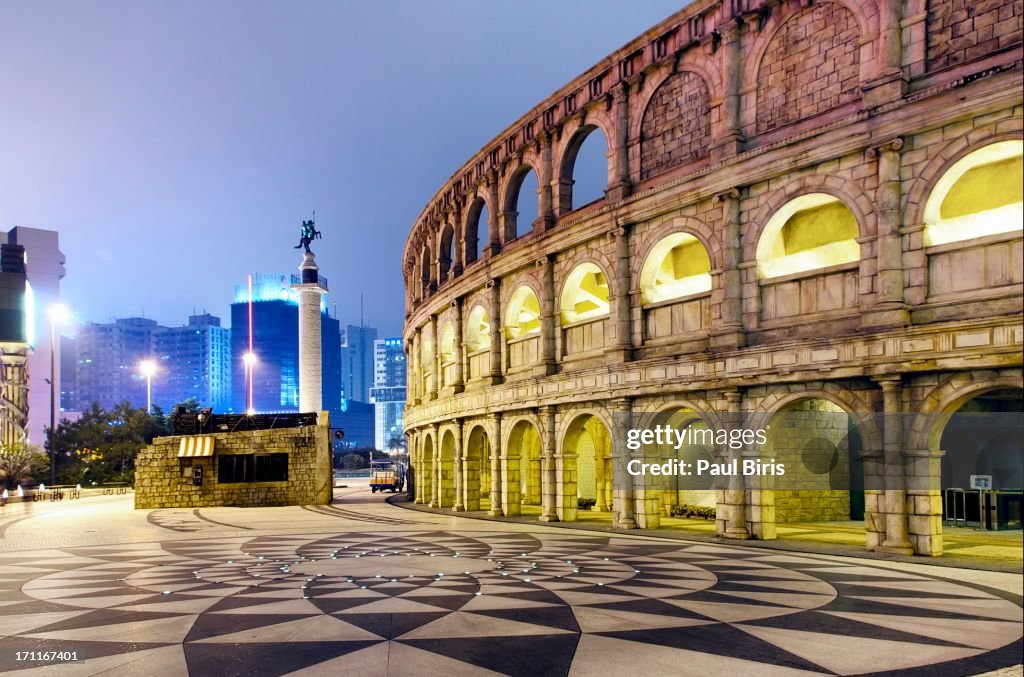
[134,415,332,509]
[756,2,861,134]
[640,71,711,180]
[927,0,1023,72]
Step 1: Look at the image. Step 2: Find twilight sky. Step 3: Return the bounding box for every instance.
[0,1,681,337]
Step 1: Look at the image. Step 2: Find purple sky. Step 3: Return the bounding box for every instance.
[0,1,681,336]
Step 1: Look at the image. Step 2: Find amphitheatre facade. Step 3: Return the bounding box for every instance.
[402,0,1023,555]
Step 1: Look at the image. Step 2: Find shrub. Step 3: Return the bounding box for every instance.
[578,497,597,509]
[669,503,716,519]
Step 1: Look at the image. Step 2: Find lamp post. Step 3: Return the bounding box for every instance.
[242,351,257,415]
[138,359,157,414]
[47,304,72,485]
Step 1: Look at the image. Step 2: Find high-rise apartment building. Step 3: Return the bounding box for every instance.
[73,317,158,412]
[154,314,231,413]
[370,337,406,452]
[341,323,377,403]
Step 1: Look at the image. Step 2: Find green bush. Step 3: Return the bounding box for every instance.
[578,497,597,509]
[669,504,716,519]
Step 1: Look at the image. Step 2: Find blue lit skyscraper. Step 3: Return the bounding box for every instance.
[370,337,406,451]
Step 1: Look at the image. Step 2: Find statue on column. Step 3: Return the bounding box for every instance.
[294,218,322,254]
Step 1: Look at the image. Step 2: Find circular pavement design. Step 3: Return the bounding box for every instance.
[1,530,1021,676]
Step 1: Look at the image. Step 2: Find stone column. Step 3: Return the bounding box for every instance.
[539,405,559,522]
[487,278,503,384]
[452,298,465,393]
[453,419,465,512]
[608,224,633,362]
[538,255,557,376]
[713,19,744,159]
[405,340,416,404]
[428,315,439,401]
[606,83,632,201]
[878,378,914,555]
[720,389,752,539]
[292,252,326,414]
[486,172,502,257]
[411,331,421,404]
[711,188,745,350]
[865,139,908,328]
[429,423,440,508]
[862,0,907,107]
[537,134,556,231]
[488,413,503,517]
[452,201,464,277]
[610,397,637,529]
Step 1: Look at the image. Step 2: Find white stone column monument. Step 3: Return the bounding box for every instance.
[292,251,327,413]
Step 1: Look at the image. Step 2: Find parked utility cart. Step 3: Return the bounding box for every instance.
[369,459,404,493]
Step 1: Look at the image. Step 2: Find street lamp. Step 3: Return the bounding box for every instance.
[138,359,157,414]
[47,303,72,485]
[242,351,257,415]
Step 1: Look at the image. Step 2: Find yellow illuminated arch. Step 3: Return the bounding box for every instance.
[465,305,491,353]
[504,286,541,339]
[756,193,860,279]
[439,322,455,364]
[639,233,712,304]
[560,262,609,325]
[924,140,1023,246]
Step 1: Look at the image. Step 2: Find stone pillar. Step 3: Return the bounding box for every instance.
[711,188,745,350]
[428,315,439,401]
[610,397,637,529]
[488,413,503,517]
[713,19,744,159]
[452,298,465,393]
[487,278,503,384]
[539,405,559,522]
[486,172,502,257]
[537,134,556,231]
[878,378,915,555]
[411,330,422,404]
[720,389,753,539]
[430,423,440,508]
[453,419,465,512]
[452,202,464,277]
[864,139,908,329]
[862,0,907,107]
[608,224,633,362]
[413,432,426,504]
[292,252,326,413]
[606,83,632,201]
[405,340,416,404]
[538,255,557,376]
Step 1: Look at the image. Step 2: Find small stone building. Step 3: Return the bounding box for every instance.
[134,412,332,509]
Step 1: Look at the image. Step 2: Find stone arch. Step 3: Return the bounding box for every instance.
[908,373,1024,452]
[903,119,1024,228]
[638,232,713,305]
[559,261,611,325]
[754,193,861,279]
[632,216,722,281]
[751,0,868,134]
[558,407,615,521]
[504,416,543,517]
[464,304,491,353]
[419,245,431,296]
[502,162,542,240]
[438,429,457,508]
[438,223,455,281]
[743,176,876,264]
[463,195,491,265]
[629,59,722,149]
[556,121,612,212]
[419,430,434,504]
[464,423,490,512]
[503,284,542,339]
[749,385,882,450]
[639,69,712,180]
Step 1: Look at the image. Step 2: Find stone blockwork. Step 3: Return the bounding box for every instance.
[135,415,332,509]
[926,0,1024,72]
[640,71,711,180]
[756,2,862,134]
[402,0,1023,557]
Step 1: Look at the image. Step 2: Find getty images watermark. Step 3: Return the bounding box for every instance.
[625,424,784,477]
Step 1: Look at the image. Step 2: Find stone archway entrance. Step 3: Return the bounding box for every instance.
[559,414,613,522]
[438,430,456,509]
[505,420,542,518]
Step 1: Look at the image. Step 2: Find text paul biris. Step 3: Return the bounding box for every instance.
[624,425,785,476]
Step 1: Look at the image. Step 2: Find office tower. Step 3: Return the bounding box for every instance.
[371,338,406,451]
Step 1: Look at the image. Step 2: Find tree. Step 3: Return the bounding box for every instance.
[387,435,406,455]
[340,453,366,470]
[0,443,48,489]
[170,398,202,416]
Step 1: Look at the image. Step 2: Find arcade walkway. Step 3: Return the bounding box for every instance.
[0,483,1020,676]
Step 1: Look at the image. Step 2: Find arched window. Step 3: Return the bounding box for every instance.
[561,126,609,211]
[924,140,1023,246]
[504,286,541,339]
[505,167,540,239]
[439,225,455,281]
[639,233,712,304]
[560,263,609,325]
[756,194,859,279]
[439,322,455,365]
[420,246,431,295]
[465,305,491,353]
[465,197,489,264]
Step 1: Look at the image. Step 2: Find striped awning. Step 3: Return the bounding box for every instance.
[178,436,215,458]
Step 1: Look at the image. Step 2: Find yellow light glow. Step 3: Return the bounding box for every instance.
[560,263,609,325]
[439,322,455,363]
[924,141,1024,247]
[756,193,860,279]
[639,233,712,304]
[466,305,491,352]
[504,286,541,339]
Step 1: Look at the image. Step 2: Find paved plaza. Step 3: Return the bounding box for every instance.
[0,484,1020,676]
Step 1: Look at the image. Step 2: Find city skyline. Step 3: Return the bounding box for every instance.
[0,1,681,337]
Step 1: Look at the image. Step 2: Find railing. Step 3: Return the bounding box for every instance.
[289,273,329,291]
[759,262,859,322]
[172,412,318,435]
[562,316,606,357]
[467,349,490,380]
[927,232,1023,299]
[507,334,540,370]
[642,292,710,341]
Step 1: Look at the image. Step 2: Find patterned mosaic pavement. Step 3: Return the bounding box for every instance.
[0,525,1021,676]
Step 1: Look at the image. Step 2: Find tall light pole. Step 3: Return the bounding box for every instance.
[243,351,257,415]
[47,303,72,485]
[138,360,157,414]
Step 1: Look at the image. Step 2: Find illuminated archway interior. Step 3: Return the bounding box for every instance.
[504,286,541,339]
[924,140,1023,246]
[465,305,491,353]
[439,321,455,366]
[560,262,609,325]
[756,193,860,279]
[639,233,712,304]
